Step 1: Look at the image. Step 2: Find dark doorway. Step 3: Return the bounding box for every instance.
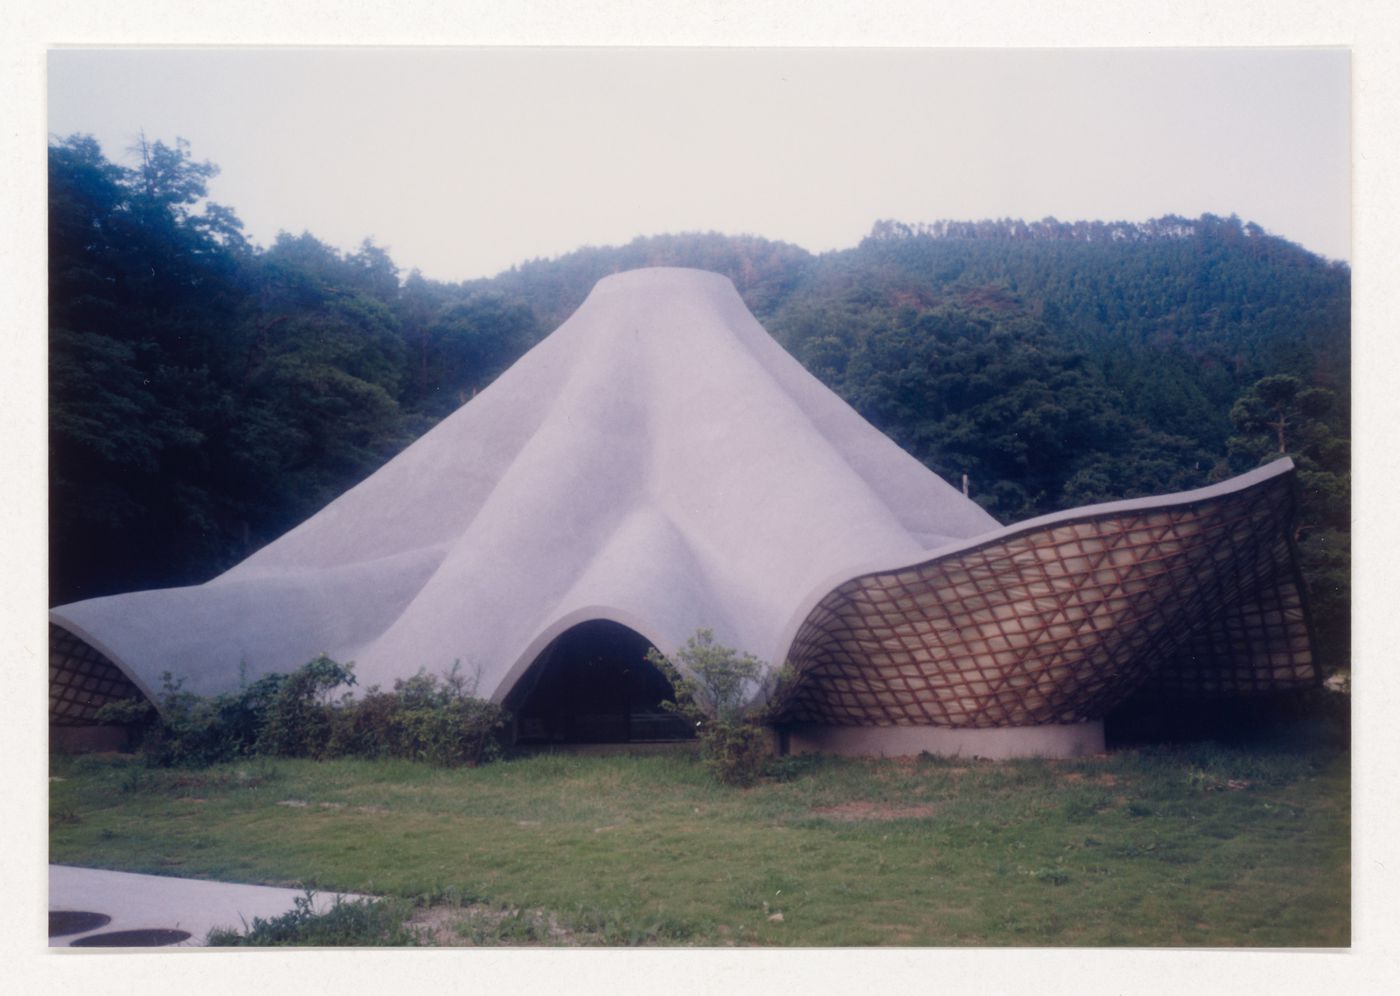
[509,620,693,743]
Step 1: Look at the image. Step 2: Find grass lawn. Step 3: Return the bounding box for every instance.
[49,734,1349,946]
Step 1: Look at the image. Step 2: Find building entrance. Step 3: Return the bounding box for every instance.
[510,620,693,743]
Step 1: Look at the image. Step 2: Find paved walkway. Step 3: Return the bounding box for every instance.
[49,865,363,947]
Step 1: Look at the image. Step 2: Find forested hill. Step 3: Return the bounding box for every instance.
[48,136,1350,666]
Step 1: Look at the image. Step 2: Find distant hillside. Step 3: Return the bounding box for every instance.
[460,214,1347,513]
[467,230,815,329]
[467,215,1349,463]
[769,214,1349,478]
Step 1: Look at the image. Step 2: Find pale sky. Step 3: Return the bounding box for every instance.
[47,47,1351,282]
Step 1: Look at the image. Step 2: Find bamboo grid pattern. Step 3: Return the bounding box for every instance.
[49,623,146,726]
[1136,549,1314,698]
[779,472,1315,729]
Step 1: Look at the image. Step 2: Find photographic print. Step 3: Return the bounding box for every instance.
[45,46,1350,950]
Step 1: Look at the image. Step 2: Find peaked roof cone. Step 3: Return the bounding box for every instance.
[52,267,1000,704]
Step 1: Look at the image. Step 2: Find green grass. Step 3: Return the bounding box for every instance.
[49,737,1349,946]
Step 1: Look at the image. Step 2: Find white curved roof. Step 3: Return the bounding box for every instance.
[51,267,999,703]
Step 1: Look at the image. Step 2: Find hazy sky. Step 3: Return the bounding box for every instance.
[49,47,1351,283]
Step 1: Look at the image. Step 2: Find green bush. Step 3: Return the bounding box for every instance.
[131,671,287,767]
[646,629,786,787]
[90,696,157,728]
[695,720,771,788]
[329,664,507,766]
[256,655,357,758]
[119,657,507,768]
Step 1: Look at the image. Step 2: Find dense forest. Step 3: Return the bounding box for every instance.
[48,136,1351,669]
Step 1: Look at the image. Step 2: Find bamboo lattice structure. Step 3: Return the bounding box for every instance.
[778,468,1316,729]
[49,623,147,726]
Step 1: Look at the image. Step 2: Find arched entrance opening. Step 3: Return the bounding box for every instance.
[507,619,694,743]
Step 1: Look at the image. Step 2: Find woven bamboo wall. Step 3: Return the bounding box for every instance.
[49,623,147,726]
[779,472,1315,729]
[1143,553,1315,698]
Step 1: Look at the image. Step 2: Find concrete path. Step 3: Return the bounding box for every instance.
[49,865,363,948]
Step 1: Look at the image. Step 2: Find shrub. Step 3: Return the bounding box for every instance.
[325,685,400,759]
[126,657,507,768]
[695,721,770,788]
[330,664,508,766]
[646,629,787,787]
[136,670,288,767]
[256,655,356,758]
[90,696,157,728]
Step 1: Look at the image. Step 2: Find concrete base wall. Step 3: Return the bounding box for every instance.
[50,725,132,754]
[780,721,1105,760]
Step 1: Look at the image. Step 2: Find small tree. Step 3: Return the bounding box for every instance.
[646,629,787,787]
[1227,374,1337,460]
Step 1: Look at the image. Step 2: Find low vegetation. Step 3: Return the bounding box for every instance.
[51,715,1349,947]
[98,657,508,768]
[206,892,421,946]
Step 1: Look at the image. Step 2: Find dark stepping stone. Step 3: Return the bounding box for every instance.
[49,910,112,937]
[69,928,192,947]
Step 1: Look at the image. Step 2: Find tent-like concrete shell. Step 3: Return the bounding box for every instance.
[50,267,1316,754]
[51,269,997,712]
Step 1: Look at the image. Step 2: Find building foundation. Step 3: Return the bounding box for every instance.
[779,721,1105,760]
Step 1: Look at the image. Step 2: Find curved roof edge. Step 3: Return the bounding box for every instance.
[51,598,683,716]
[48,611,164,716]
[768,458,1297,671]
[490,603,679,706]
